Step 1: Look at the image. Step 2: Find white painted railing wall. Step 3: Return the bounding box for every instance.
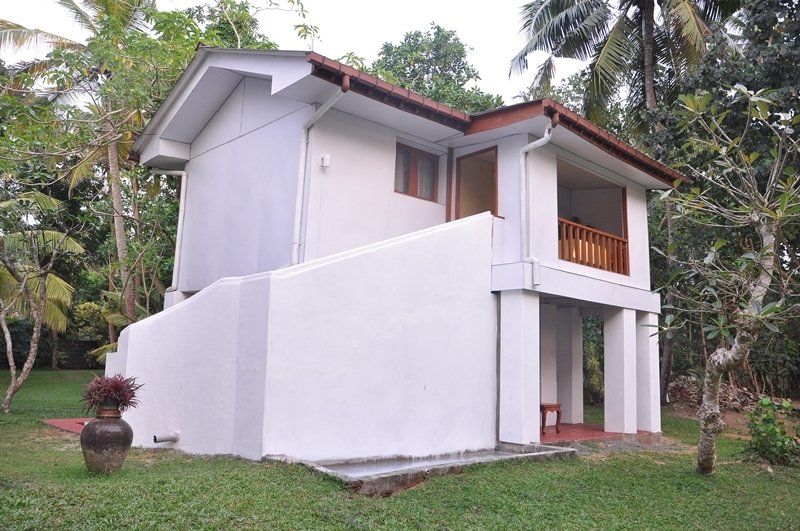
[107,214,498,461]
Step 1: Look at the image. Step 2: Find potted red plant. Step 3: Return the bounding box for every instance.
[80,374,142,474]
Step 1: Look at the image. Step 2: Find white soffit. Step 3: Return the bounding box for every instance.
[160,67,243,144]
[332,92,464,143]
[137,50,313,159]
[276,75,464,143]
[450,114,670,190]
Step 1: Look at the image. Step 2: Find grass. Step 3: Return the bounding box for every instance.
[1,371,798,529]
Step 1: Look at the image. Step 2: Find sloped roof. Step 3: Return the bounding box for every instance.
[134,48,684,186]
[306,52,685,186]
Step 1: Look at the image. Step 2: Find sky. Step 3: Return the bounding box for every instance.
[0,0,585,104]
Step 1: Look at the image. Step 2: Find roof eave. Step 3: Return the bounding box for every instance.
[306,52,471,132]
[467,98,686,188]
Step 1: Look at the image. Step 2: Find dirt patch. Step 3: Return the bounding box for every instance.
[574,436,689,458]
[667,404,754,443]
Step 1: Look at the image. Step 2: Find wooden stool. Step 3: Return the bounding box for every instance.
[540,403,562,434]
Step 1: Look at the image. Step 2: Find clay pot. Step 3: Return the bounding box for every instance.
[80,403,133,474]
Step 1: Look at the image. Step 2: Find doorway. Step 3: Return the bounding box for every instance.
[456,147,497,218]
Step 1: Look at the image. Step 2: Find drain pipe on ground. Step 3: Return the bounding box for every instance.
[291,75,351,265]
[153,431,180,443]
[518,112,559,260]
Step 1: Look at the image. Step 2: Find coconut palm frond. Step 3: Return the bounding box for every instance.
[55,0,99,33]
[530,55,557,93]
[45,273,75,307]
[0,267,20,303]
[665,0,711,56]
[659,16,700,79]
[554,1,613,61]
[44,297,69,332]
[90,342,118,362]
[2,272,73,331]
[104,312,131,327]
[697,0,741,23]
[44,231,84,255]
[69,148,104,190]
[0,20,76,52]
[0,191,63,212]
[2,230,85,256]
[6,59,55,89]
[585,13,636,120]
[512,0,610,73]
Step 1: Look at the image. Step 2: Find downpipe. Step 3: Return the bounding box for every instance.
[518,112,559,260]
[291,75,351,265]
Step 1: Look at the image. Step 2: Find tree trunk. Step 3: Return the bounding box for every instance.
[107,265,118,344]
[660,201,677,403]
[641,0,658,110]
[50,328,59,370]
[1,304,14,412]
[697,221,777,474]
[107,141,137,322]
[2,282,46,413]
[697,332,754,473]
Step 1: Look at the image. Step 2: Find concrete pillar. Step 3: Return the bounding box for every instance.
[603,307,637,434]
[557,307,584,424]
[636,311,662,433]
[499,290,541,444]
[539,304,557,426]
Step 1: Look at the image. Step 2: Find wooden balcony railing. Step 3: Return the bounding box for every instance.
[558,217,629,275]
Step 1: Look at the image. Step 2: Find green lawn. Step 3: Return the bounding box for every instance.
[1,371,798,529]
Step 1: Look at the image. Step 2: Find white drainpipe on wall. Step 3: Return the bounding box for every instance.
[518,114,559,260]
[291,78,350,265]
[149,169,188,298]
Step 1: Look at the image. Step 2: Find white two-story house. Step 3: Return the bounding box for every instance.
[106,48,682,462]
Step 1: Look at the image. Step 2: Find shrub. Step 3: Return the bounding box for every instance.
[82,374,143,414]
[70,302,107,343]
[747,397,799,466]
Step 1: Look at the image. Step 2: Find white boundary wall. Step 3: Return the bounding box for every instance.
[107,214,498,461]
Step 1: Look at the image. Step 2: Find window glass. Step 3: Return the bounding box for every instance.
[394,148,410,193]
[417,155,436,200]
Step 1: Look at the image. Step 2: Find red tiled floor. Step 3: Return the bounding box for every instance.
[541,423,623,444]
[42,418,92,434]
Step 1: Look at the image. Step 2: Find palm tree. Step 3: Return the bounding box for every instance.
[0,1,155,323]
[1,191,84,412]
[511,0,740,122]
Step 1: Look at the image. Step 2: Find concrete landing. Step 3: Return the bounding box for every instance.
[42,418,91,434]
[305,445,576,496]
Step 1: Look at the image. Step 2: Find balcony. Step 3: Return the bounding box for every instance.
[556,158,629,275]
[558,217,629,275]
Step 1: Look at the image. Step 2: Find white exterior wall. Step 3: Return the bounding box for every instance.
[107,214,497,461]
[262,214,497,460]
[303,109,447,261]
[178,77,313,292]
[562,187,624,236]
[527,145,652,291]
[455,134,529,264]
[108,273,272,459]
